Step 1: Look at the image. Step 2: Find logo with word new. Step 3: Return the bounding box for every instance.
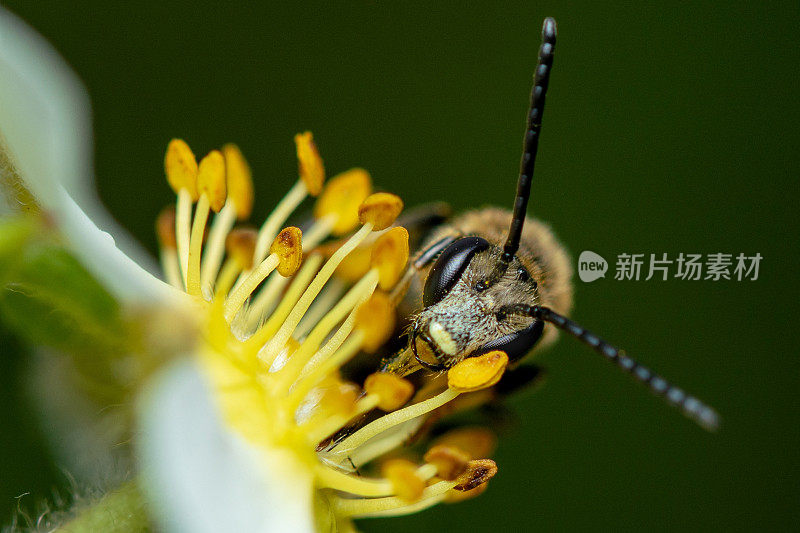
[578,251,608,282]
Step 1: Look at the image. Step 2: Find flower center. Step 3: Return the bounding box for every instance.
[156,134,501,525]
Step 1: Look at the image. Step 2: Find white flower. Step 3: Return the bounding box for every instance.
[0,8,501,532]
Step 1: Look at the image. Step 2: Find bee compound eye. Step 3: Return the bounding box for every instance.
[422,236,491,307]
[475,320,545,363]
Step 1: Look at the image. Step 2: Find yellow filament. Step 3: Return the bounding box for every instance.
[224,254,280,321]
[201,202,237,293]
[347,418,426,469]
[329,388,460,458]
[258,224,373,366]
[293,279,345,340]
[315,466,393,497]
[254,180,308,264]
[276,270,378,389]
[332,481,455,518]
[214,259,241,300]
[175,188,193,288]
[187,194,211,296]
[245,254,323,349]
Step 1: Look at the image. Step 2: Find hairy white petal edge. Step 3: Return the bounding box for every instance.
[138,360,316,533]
[0,7,173,302]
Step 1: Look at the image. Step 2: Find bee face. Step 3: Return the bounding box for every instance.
[411,244,541,368]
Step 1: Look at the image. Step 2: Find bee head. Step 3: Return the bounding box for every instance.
[413,241,544,369]
[411,17,558,370]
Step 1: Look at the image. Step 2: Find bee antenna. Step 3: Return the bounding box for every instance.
[497,304,721,431]
[502,16,557,264]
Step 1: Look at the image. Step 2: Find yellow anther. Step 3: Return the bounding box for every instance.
[223,143,254,220]
[156,206,177,249]
[423,445,471,481]
[447,351,509,392]
[370,227,409,290]
[295,132,325,196]
[269,226,303,277]
[355,292,396,353]
[433,427,497,460]
[164,138,199,200]
[358,192,404,231]
[363,372,414,411]
[314,168,372,236]
[225,227,257,270]
[197,150,227,212]
[334,243,372,282]
[381,459,425,502]
[453,459,497,492]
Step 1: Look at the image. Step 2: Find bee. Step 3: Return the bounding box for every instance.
[382,17,719,431]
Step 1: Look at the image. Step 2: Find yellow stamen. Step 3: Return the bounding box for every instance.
[332,480,455,518]
[315,465,393,497]
[294,279,345,340]
[186,194,210,296]
[295,131,325,196]
[447,351,509,392]
[200,202,237,294]
[452,459,497,492]
[314,168,372,236]
[186,151,227,295]
[223,254,279,322]
[364,373,414,411]
[382,459,425,502]
[358,192,404,231]
[258,223,373,366]
[274,271,378,390]
[243,215,336,330]
[370,227,409,290]
[214,259,241,301]
[175,189,193,288]
[225,227,258,271]
[329,387,460,458]
[164,138,198,200]
[269,226,303,277]
[432,427,497,460]
[197,150,227,212]
[224,225,296,320]
[423,445,470,481]
[354,291,396,353]
[332,242,373,282]
[222,143,254,220]
[245,254,323,350]
[252,181,308,265]
[347,417,426,469]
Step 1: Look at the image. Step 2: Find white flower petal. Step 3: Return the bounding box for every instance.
[138,360,317,533]
[0,7,172,302]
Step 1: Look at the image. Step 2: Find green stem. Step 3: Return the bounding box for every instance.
[56,480,150,533]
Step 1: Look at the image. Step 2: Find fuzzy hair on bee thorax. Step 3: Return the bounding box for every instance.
[404,207,573,364]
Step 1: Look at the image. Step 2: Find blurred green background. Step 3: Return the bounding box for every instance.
[1,1,798,531]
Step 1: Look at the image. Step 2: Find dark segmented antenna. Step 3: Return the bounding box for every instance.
[497,304,720,431]
[502,17,557,264]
